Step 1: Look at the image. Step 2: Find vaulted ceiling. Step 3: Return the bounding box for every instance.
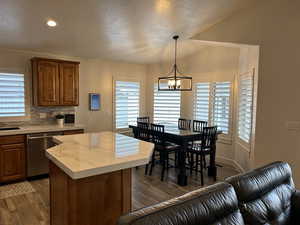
[0,0,257,63]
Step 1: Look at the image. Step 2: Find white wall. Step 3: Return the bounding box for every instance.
[194,0,300,186]
[145,45,241,165]
[76,59,147,132]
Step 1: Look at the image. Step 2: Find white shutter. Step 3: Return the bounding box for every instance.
[194,82,210,121]
[153,83,181,125]
[238,75,253,143]
[0,73,25,117]
[211,82,231,134]
[115,81,140,129]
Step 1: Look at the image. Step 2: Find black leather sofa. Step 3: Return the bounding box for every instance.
[118,162,300,225]
[226,161,298,225]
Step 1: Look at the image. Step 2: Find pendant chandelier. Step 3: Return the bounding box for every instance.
[158,35,192,91]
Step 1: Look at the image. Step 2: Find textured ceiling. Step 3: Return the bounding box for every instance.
[0,0,257,63]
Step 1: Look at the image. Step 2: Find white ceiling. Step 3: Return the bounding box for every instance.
[0,0,257,63]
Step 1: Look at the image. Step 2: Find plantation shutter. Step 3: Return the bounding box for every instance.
[194,82,210,121]
[211,82,231,134]
[0,73,25,117]
[238,75,253,143]
[153,83,181,125]
[115,81,140,129]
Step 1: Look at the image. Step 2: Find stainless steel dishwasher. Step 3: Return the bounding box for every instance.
[27,131,63,177]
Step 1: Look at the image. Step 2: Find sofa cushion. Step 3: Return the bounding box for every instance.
[226,161,295,225]
[118,182,245,225]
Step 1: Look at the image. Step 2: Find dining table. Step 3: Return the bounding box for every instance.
[129,123,221,186]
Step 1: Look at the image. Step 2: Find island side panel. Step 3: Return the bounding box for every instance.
[49,161,132,225]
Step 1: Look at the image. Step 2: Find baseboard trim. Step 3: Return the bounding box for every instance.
[216,156,246,173]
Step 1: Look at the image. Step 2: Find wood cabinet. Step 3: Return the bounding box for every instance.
[0,135,26,183]
[50,162,131,225]
[32,58,80,106]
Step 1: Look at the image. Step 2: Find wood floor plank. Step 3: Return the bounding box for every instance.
[0,164,238,225]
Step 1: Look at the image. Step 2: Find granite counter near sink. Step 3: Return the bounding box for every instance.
[0,124,85,136]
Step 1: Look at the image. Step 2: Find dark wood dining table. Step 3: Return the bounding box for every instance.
[129,123,221,186]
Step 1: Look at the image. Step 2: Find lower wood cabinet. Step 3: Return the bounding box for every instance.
[0,135,26,183]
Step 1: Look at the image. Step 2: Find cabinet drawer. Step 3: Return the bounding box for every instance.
[63,129,84,135]
[0,143,25,150]
[0,135,25,145]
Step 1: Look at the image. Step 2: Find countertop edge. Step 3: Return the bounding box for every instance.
[0,124,85,136]
[46,149,152,180]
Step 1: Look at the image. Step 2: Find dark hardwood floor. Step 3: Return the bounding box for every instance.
[0,164,239,225]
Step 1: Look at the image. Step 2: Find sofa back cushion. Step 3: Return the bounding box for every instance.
[118,182,245,225]
[226,161,295,225]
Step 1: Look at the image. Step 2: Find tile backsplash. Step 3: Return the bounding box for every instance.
[1,106,76,127]
[30,106,76,124]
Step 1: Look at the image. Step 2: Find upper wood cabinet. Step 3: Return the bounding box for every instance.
[32,58,80,106]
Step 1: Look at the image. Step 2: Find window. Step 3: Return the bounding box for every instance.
[0,73,25,117]
[238,75,253,143]
[194,81,232,134]
[153,83,181,125]
[115,81,140,129]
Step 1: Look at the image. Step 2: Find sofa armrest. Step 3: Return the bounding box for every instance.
[292,190,300,221]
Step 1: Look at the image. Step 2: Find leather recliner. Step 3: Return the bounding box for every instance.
[226,161,300,225]
[118,182,245,225]
[118,161,300,225]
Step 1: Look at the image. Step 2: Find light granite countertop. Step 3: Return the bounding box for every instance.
[46,132,154,179]
[0,124,85,136]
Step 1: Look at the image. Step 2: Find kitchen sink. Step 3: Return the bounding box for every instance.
[0,127,20,131]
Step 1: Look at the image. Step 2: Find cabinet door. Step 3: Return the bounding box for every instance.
[37,61,60,106]
[59,63,79,106]
[0,143,26,182]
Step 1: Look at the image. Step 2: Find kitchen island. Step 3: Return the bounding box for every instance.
[46,132,154,225]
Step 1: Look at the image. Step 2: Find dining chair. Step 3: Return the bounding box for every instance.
[188,126,218,186]
[136,122,150,141]
[178,118,191,130]
[193,120,207,132]
[137,116,150,123]
[190,120,208,147]
[145,124,180,181]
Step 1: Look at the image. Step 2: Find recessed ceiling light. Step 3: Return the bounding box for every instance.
[47,20,57,27]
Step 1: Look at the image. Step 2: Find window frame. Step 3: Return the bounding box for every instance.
[113,77,141,132]
[193,78,234,143]
[0,69,30,122]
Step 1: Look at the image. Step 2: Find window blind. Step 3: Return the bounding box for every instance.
[238,75,253,143]
[211,82,231,134]
[194,81,232,135]
[153,84,181,125]
[0,73,25,117]
[115,81,140,129]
